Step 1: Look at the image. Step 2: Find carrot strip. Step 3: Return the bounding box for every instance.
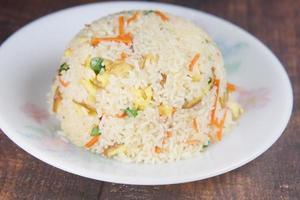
[208,134,215,143]
[91,15,134,47]
[172,107,177,115]
[227,82,236,92]
[91,37,118,46]
[91,38,101,46]
[165,131,172,138]
[188,53,200,71]
[160,73,167,86]
[192,118,199,132]
[115,111,126,118]
[155,11,169,21]
[84,136,100,148]
[210,79,220,125]
[120,52,128,60]
[127,12,139,24]
[119,33,133,44]
[119,16,125,35]
[59,76,69,87]
[91,33,133,46]
[162,131,173,144]
[216,109,228,141]
[187,139,197,145]
[155,146,162,153]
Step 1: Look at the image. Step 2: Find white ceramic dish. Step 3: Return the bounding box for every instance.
[0,2,293,185]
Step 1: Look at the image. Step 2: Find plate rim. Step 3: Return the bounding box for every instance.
[0,1,293,185]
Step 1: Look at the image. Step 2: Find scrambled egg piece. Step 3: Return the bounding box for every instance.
[96,72,109,88]
[139,54,158,69]
[80,79,97,95]
[228,101,244,120]
[133,86,153,110]
[158,104,174,116]
[104,144,127,157]
[84,55,92,68]
[64,48,73,57]
[80,79,97,103]
[79,37,88,43]
[72,100,97,116]
[191,67,201,82]
[106,61,133,76]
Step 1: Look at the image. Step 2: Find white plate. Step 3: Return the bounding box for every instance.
[0,2,293,185]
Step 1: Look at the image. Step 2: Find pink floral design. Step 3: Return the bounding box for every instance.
[236,87,270,110]
[21,103,49,124]
[42,136,70,151]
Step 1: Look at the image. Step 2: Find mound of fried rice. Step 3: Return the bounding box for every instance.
[49,10,243,163]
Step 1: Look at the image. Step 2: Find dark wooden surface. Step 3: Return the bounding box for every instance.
[0,0,299,199]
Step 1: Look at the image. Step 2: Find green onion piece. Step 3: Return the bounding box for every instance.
[208,77,212,84]
[90,57,105,75]
[90,126,101,136]
[58,62,70,75]
[203,140,210,148]
[144,10,155,15]
[124,107,138,118]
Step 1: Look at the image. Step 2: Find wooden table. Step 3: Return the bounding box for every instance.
[0,0,299,199]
